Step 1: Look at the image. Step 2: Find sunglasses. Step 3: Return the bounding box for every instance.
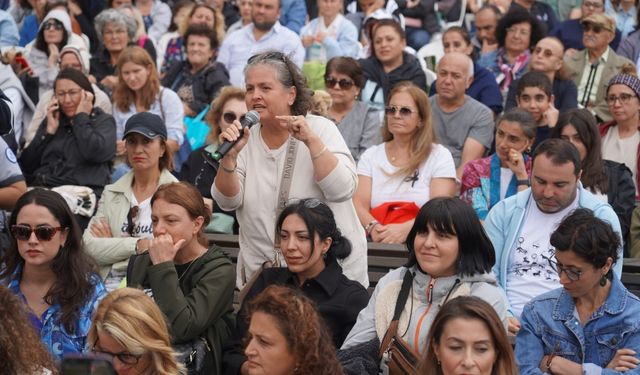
[11,225,65,242]
[325,77,355,90]
[548,258,582,281]
[385,105,417,117]
[583,23,605,34]
[126,205,140,237]
[222,112,246,124]
[43,21,64,31]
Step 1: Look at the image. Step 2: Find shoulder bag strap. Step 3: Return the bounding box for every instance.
[158,88,166,121]
[272,137,299,266]
[379,269,414,359]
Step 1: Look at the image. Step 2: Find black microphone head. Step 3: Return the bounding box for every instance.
[241,110,260,127]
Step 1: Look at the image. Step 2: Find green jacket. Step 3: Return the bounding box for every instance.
[127,246,236,374]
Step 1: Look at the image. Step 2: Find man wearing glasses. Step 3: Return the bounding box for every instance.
[550,0,621,54]
[564,13,633,122]
[484,138,622,335]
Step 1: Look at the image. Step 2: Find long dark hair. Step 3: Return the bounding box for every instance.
[54,68,96,111]
[35,18,68,55]
[1,189,98,334]
[551,109,608,194]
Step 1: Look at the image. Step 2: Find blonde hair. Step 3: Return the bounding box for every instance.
[311,90,332,117]
[180,4,225,44]
[383,82,436,178]
[205,86,246,145]
[88,288,185,375]
[113,46,161,112]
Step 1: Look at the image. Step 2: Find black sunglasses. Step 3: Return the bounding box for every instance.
[126,205,140,237]
[325,76,355,90]
[222,112,247,124]
[43,21,64,31]
[583,23,604,34]
[384,105,417,117]
[11,225,65,242]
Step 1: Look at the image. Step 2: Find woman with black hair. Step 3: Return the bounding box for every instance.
[340,197,507,373]
[223,198,369,374]
[1,189,106,361]
[550,108,635,251]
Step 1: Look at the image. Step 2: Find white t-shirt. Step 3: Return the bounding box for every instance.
[357,143,456,209]
[500,168,514,200]
[506,192,579,317]
[602,126,640,195]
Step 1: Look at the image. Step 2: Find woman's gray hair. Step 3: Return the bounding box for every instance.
[244,51,312,116]
[497,108,537,140]
[94,8,137,44]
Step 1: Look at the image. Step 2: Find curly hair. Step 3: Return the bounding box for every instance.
[495,8,546,50]
[88,288,185,375]
[1,189,98,334]
[246,285,344,375]
[0,285,57,374]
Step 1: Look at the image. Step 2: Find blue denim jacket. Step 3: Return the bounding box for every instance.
[516,276,640,375]
[6,264,106,361]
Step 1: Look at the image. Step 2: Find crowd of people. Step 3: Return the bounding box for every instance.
[1,0,640,374]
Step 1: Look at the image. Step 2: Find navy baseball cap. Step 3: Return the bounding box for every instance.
[122,112,167,140]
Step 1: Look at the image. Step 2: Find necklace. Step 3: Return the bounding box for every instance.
[177,248,206,281]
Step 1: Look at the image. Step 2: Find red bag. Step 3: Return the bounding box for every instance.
[371,201,420,225]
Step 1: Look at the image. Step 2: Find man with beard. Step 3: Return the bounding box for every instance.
[485,138,622,335]
[218,0,304,86]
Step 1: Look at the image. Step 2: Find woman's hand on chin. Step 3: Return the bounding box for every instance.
[148,234,186,264]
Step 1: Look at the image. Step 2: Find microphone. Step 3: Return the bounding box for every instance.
[212,110,260,161]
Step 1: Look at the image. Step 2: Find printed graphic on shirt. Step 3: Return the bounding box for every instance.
[508,236,559,282]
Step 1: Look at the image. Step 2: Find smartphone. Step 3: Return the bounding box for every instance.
[15,53,30,71]
[60,354,116,375]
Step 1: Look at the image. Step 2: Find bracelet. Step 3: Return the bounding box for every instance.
[545,353,556,373]
[311,146,328,160]
[220,162,236,173]
[365,220,380,234]
[516,178,530,187]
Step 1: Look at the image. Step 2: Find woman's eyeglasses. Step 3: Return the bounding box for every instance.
[325,77,355,90]
[606,93,636,105]
[43,21,64,31]
[222,112,247,124]
[11,225,65,242]
[385,106,417,117]
[548,258,582,281]
[92,339,141,367]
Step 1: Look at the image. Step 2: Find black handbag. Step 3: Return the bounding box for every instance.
[174,336,214,375]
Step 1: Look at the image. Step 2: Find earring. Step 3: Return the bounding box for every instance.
[600,274,608,287]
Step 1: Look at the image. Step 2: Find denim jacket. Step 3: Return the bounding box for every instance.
[516,276,640,375]
[6,264,106,361]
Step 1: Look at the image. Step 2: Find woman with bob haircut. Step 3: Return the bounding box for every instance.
[340,197,507,373]
[223,198,369,374]
[516,208,640,374]
[127,182,235,374]
[89,287,184,375]
[354,81,456,244]
[243,284,345,375]
[418,296,518,375]
[550,109,635,252]
[1,189,106,360]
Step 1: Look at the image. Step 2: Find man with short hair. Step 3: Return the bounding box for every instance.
[551,0,621,53]
[564,13,633,122]
[431,52,495,178]
[472,5,501,55]
[485,138,622,333]
[217,0,305,86]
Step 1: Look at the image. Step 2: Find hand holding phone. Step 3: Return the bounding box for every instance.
[46,98,60,134]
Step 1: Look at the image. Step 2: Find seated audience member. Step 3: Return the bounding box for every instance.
[359,19,427,110]
[418,296,518,375]
[0,284,56,374]
[224,199,369,374]
[477,9,545,95]
[516,209,640,374]
[564,13,633,122]
[88,288,184,375]
[217,0,305,87]
[431,52,495,178]
[19,68,116,198]
[25,9,89,97]
[552,109,635,253]
[505,37,579,112]
[324,56,381,161]
[0,136,26,235]
[515,71,559,151]
[484,138,622,334]
[461,109,536,220]
[243,285,345,375]
[160,3,224,75]
[84,113,177,291]
[25,45,112,147]
[2,189,106,360]
[354,82,456,244]
[0,9,19,48]
[551,0,621,53]
[510,0,558,32]
[156,0,195,70]
[429,26,504,115]
[616,8,640,73]
[340,198,507,373]
[127,182,235,375]
[300,0,360,61]
[606,0,637,38]
[0,61,34,149]
[179,86,245,234]
[10,0,34,33]
[227,0,252,35]
[472,4,502,56]
[112,47,184,163]
[131,0,171,45]
[116,4,157,63]
[278,0,307,33]
[600,69,640,198]
[161,24,230,118]
[345,0,393,37]
[390,0,435,51]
